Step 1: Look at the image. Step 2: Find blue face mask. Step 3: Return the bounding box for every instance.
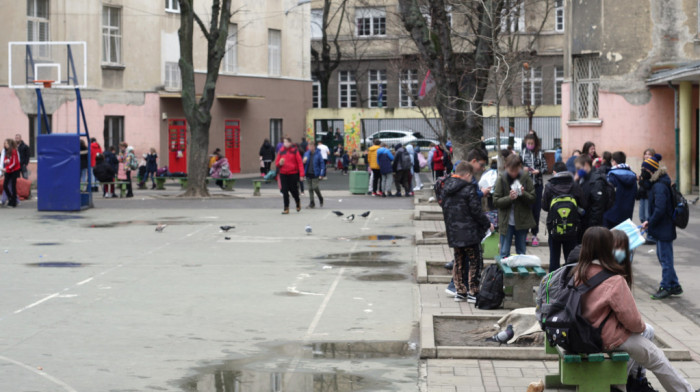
[613,249,626,264]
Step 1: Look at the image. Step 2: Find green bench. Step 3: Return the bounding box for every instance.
[496,257,547,309]
[82,181,130,198]
[545,341,629,391]
[154,177,236,191]
[252,178,273,196]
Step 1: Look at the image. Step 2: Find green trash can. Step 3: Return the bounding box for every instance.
[349,171,369,194]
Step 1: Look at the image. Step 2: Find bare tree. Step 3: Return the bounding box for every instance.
[311,0,348,109]
[177,0,232,197]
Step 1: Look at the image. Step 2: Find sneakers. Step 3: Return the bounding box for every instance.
[626,375,659,392]
[454,294,467,302]
[319,198,324,207]
[531,237,540,247]
[467,294,477,304]
[445,285,457,297]
[671,285,684,296]
[281,209,289,215]
[308,203,315,209]
[651,287,672,300]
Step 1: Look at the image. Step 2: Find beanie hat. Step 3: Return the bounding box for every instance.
[642,153,662,173]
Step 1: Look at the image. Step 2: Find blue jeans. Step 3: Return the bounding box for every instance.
[639,198,649,223]
[657,240,679,290]
[500,225,527,258]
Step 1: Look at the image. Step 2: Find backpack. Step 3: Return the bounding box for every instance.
[433,175,449,207]
[401,150,412,171]
[541,268,614,353]
[475,264,504,309]
[443,151,453,173]
[127,154,139,171]
[602,178,616,211]
[220,163,231,178]
[546,195,580,240]
[668,183,689,229]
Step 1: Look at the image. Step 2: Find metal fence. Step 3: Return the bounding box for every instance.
[483,116,561,150]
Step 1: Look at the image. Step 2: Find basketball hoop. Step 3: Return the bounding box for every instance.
[33,80,55,88]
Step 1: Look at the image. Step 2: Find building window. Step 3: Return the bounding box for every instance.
[368,70,387,108]
[165,0,180,13]
[311,9,323,39]
[338,71,357,108]
[164,62,181,90]
[573,55,600,119]
[270,119,283,147]
[554,66,564,105]
[420,6,453,29]
[27,0,49,58]
[355,8,386,37]
[400,69,419,108]
[222,24,237,74]
[102,6,122,65]
[521,67,542,106]
[555,0,564,32]
[28,114,51,159]
[268,29,281,77]
[501,0,525,33]
[103,116,124,152]
[312,76,322,108]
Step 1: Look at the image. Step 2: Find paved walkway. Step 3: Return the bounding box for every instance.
[414,198,700,392]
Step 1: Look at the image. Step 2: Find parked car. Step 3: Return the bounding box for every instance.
[404,139,440,149]
[365,130,426,147]
[483,137,522,153]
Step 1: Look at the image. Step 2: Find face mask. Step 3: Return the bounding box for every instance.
[527,145,535,151]
[641,171,652,180]
[613,249,626,264]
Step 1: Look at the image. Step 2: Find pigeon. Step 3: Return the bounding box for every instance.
[220,225,235,232]
[345,214,355,222]
[360,211,371,218]
[155,224,167,233]
[305,225,312,234]
[691,196,699,205]
[332,210,344,217]
[486,324,514,344]
[224,237,231,240]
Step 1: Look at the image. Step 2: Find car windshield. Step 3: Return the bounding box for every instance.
[412,132,425,139]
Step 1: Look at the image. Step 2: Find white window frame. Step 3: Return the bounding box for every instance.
[165,0,180,13]
[368,69,387,108]
[268,29,281,77]
[400,69,419,108]
[222,24,238,74]
[102,6,122,65]
[312,76,322,108]
[311,9,323,39]
[554,66,564,105]
[500,0,525,33]
[573,55,600,120]
[338,70,357,108]
[27,0,50,58]
[555,0,564,32]
[355,8,386,37]
[521,67,542,106]
[164,61,181,90]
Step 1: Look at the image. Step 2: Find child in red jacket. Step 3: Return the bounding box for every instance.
[275,138,305,214]
[2,138,20,207]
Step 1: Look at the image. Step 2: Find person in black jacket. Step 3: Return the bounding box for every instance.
[103,146,120,175]
[259,139,276,175]
[14,134,30,179]
[93,154,117,198]
[542,162,585,270]
[441,161,494,303]
[575,154,607,239]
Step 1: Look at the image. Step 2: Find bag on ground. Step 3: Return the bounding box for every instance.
[476,264,505,310]
[546,195,580,240]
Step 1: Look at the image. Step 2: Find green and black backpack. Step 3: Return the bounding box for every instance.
[547,195,580,240]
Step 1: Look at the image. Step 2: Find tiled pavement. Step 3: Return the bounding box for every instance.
[415,203,700,392]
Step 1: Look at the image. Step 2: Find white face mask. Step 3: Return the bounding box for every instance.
[613,249,626,264]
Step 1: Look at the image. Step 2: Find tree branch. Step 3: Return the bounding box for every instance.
[193,12,211,41]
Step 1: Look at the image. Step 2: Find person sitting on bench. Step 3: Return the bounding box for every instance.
[574,227,697,392]
[93,154,117,198]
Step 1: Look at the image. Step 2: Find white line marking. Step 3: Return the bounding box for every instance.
[14,293,61,314]
[76,277,93,286]
[303,267,345,339]
[0,355,78,392]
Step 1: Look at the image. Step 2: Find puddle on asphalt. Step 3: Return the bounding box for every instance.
[355,273,409,282]
[338,235,407,241]
[315,251,403,268]
[180,341,417,392]
[86,220,209,228]
[32,242,61,246]
[40,214,85,221]
[27,262,86,268]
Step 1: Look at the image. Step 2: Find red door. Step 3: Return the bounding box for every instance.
[168,119,187,174]
[224,119,241,173]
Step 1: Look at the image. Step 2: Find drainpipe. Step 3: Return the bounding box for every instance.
[669,81,680,187]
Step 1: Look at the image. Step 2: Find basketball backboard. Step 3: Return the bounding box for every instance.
[8,41,87,89]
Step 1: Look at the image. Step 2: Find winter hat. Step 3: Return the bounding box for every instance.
[642,153,662,173]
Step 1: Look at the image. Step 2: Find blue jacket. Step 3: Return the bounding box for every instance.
[604,165,638,227]
[565,155,577,174]
[647,171,676,241]
[377,147,394,174]
[303,149,326,179]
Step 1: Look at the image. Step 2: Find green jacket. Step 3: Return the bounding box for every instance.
[493,170,536,233]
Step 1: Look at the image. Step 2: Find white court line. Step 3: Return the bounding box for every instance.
[14,293,61,314]
[76,278,93,286]
[0,355,78,392]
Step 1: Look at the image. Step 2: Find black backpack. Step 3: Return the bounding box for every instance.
[669,183,689,229]
[542,269,614,354]
[434,175,449,207]
[476,264,504,310]
[602,178,616,211]
[546,195,580,240]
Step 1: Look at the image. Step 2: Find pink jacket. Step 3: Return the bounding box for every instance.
[578,263,645,350]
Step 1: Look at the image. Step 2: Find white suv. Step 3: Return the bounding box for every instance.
[365,130,425,147]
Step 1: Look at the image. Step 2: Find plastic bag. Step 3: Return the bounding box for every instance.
[511,179,522,196]
[479,169,498,190]
[501,254,541,268]
[613,218,646,250]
